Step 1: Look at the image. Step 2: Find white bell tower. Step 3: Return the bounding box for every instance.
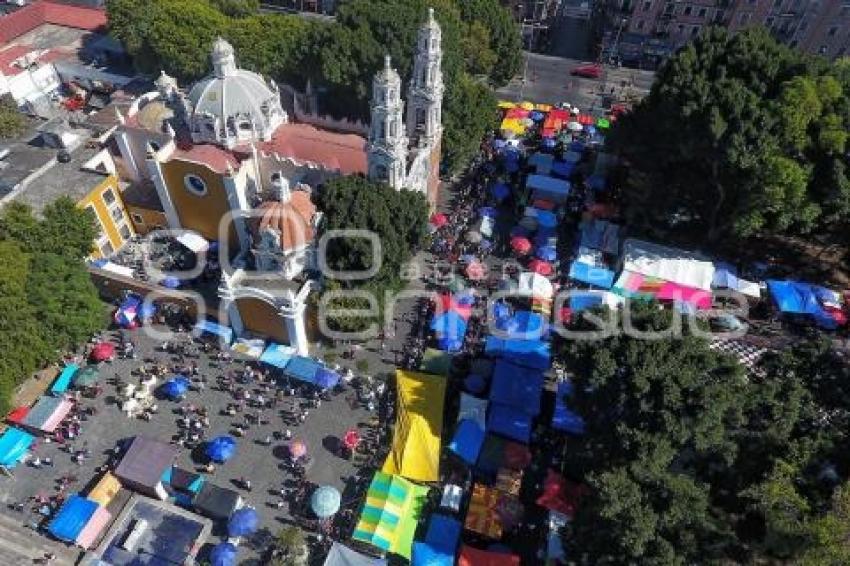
[406,8,444,147]
[367,55,408,189]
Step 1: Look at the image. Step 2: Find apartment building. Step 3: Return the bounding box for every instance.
[608,0,850,67]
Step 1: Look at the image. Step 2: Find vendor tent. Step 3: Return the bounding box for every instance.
[383,370,446,482]
[712,267,761,299]
[195,319,234,344]
[487,404,533,444]
[51,364,79,395]
[579,219,620,255]
[458,545,520,566]
[47,495,98,544]
[0,427,34,468]
[536,470,589,519]
[526,174,571,202]
[5,406,28,425]
[464,484,505,539]
[73,366,99,388]
[448,419,486,465]
[430,311,468,352]
[22,395,72,433]
[767,280,841,329]
[497,311,547,339]
[490,361,545,416]
[193,482,242,520]
[86,472,121,507]
[476,435,532,476]
[76,505,111,549]
[323,542,387,566]
[411,514,462,566]
[458,393,488,429]
[622,239,715,291]
[115,436,179,499]
[552,382,585,434]
[518,272,554,299]
[259,342,296,370]
[484,336,551,370]
[283,357,339,389]
[352,472,429,559]
[529,152,555,175]
[568,260,615,289]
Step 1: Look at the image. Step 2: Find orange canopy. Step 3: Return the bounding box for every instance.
[458,545,520,566]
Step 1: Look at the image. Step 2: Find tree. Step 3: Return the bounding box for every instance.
[209,0,258,18]
[611,27,850,245]
[455,0,522,85]
[272,525,307,566]
[442,74,499,173]
[0,94,25,139]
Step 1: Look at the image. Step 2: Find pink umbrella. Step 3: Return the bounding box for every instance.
[290,440,307,459]
[90,342,115,362]
[465,261,487,281]
[430,213,448,228]
[342,429,360,450]
[528,259,554,276]
[510,236,532,255]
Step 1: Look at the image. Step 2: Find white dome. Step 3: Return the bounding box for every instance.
[186,38,286,147]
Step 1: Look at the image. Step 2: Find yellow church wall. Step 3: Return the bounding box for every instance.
[159,158,236,247]
[78,175,135,259]
[235,297,290,345]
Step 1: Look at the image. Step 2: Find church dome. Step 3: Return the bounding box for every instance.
[187,38,286,146]
[252,192,316,252]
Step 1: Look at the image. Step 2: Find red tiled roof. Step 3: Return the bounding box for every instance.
[253,193,316,251]
[172,144,243,175]
[0,1,108,45]
[259,123,367,175]
[0,45,67,76]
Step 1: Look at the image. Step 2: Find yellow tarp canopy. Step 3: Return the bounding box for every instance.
[382,370,446,483]
[500,118,527,136]
[87,471,121,507]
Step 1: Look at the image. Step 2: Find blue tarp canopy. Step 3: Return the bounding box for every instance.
[527,174,571,201]
[161,376,190,399]
[488,404,533,444]
[551,161,575,178]
[552,382,585,434]
[411,514,462,566]
[448,419,486,465]
[536,245,557,262]
[431,311,468,352]
[0,427,34,468]
[259,342,295,370]
[484,336,551,370]
[210,542,238,566]
[48,495,98,542]
[489,182,510,202]
[767,280,839,329]
[51,364,78,395]
[283,356,339,389]
[570,294,603,312]
[579,220,620,255]
[228,507,260,537]
[490,361,544,416]
[568,261,615,289]
[195,320,233,344]
[498,311,547,339]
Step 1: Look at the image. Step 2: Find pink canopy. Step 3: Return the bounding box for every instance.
[510,237,531,255]
[656,282,712,310]
[42,399,73,433]
[75,506,111,549]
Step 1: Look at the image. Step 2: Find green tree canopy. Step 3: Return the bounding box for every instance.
[611,27,850,244]
[0,93,26,139]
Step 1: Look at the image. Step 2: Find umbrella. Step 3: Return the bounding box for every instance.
[210,542,237,566]
[510,236,532,254]
[161,276,181,289]
[90,342,115,362]
[530,110,545,122]
[290,440,307,459]
[314,368,339,389]
[536,246,557,262]
[161,376,189,399]
[542,137,556,150]
[596,118,611,129]
[206,435,237,463]
[310,486,341,519]
[447,278,466,293]
[479,206,498,218]
[114,307,137,328]
[464,374,487,394]
[466,261,486,281]
[455,289,476,306]
[460,254,477,264]
[228,507,259,537]
[537,210,557,229]
[585,125,598,135]
[529,259,554,276]
[480,239,493,251]
[465,231,483,244]
[578,114,595,125]
[430,213,448,227]
[490,183,510,202]
[343,429,360,450]
[566,121,582,132]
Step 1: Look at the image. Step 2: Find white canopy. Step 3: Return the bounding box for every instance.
[519,272,554,298]
[176,232,209,254]
[98,261,134,279]
[622,238,715,291]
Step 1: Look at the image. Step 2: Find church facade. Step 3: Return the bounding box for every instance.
[105,10,444,355]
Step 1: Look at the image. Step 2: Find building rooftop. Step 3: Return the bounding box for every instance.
[258,122,367,175]
[0,0,107,45]
[92,495,211,566]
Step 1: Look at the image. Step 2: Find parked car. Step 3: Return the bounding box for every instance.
[571,64,602,79]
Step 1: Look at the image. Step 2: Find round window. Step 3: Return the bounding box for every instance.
[149,141,161,152]
[184,174,207,196]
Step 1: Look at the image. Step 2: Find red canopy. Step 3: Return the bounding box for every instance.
[504,107,530,119]
[578,114,595,125]
[458,545,520,566]
[90,342,115,362]
[6,406,29,424]
[510,236,531,255]
[430,213,448,227]
[536,469,589,519]
[342,429,360,449]
[434,294,472,320]
[528,259,554,276]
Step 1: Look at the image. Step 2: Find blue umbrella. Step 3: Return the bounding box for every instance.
[161,376,189,399]
[479,206,498,218]
[530,110,545,122]
[313,368,339,390]
[537,210,557,229]
[542,137,556,150]
[536,246,557,262]
[455,290,476,306]
[490,183,510,202]
[585,125,598,135]
[464,374,487,394]
[210,542,237,566]
[430,311,467,339]
[228,508,259,537]
[206,435,237,463]
[460,254,477,264]
[161,276,181,289]
[310,485,341,518]
[492,301,511,321]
